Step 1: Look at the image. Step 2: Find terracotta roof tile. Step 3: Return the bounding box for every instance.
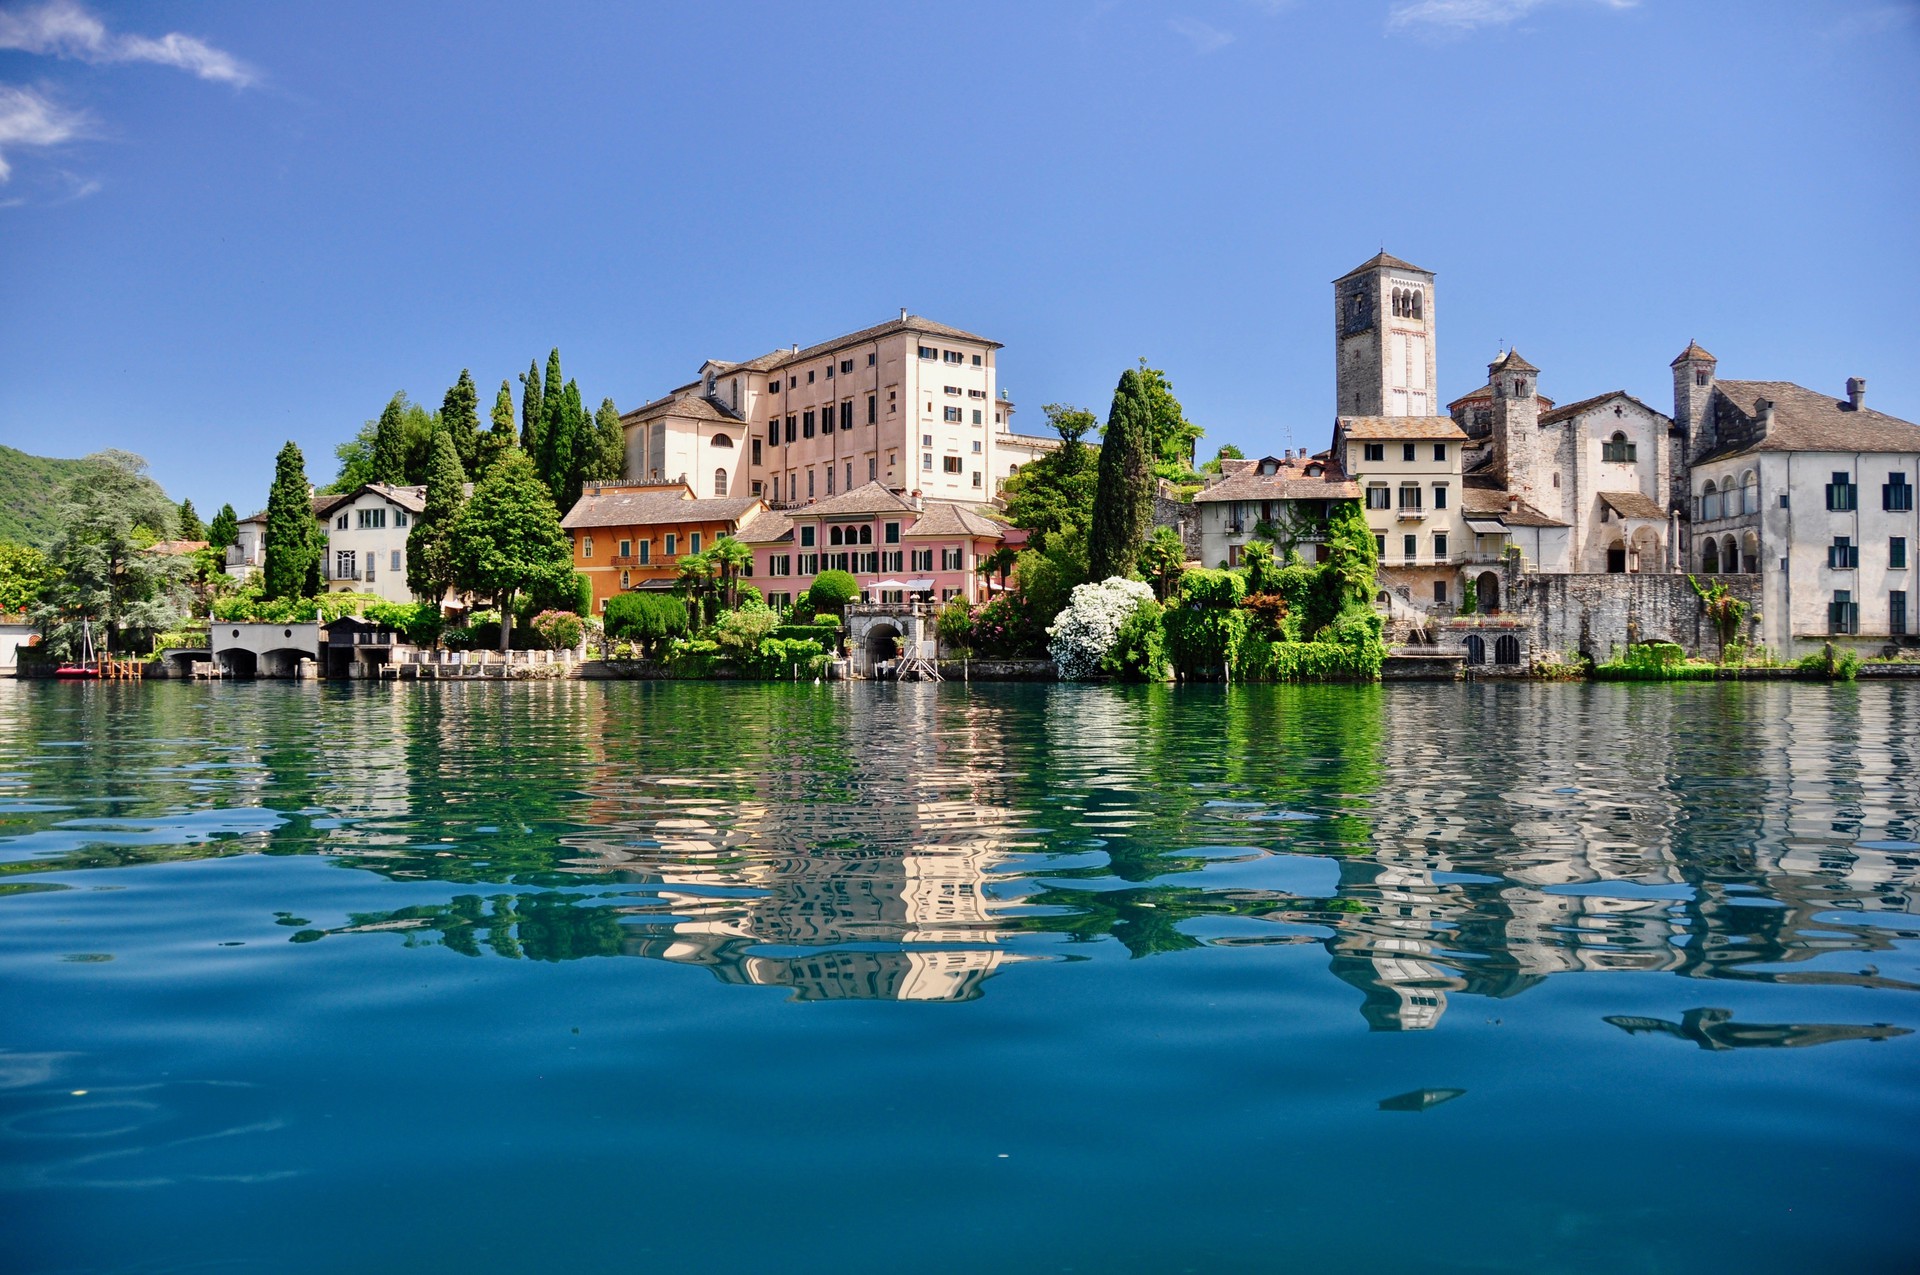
[1335,251,1430,280]
[902,502,1005,539]
[1194,454,1359,503]
[1670,340,1717,367]
[559,483,763,531]
[1339,416,1470,441]
[1597,490,1667,521]
[1538,391,1668,427]
[1700,380,1920,461]
[788,481,916,519]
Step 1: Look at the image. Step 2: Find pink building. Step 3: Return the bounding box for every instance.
[741,482,1004,610]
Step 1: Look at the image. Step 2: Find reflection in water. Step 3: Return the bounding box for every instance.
[0,681,1917,1015]
[1604,1008,1911,1050]
[1378,1087,1467,1112]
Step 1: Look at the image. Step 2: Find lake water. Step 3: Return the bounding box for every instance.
[1,679,1915,1274]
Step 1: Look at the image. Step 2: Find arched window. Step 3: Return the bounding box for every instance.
[830,526,844,546]
[1702,538,1720,572]
[1701,480,1719,521]
[1495,635,1521,666]
[1722,535,1737,573]
[1464,634,1487,665]
[1391,288,1402,317]
[1411,290,1423,320]
[858,525,873,545]
[714,467,728,496]
[1603,431,1636,463]
[710,433,733,448]
[1741,470,1758,515]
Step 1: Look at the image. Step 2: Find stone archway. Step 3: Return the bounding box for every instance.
[865,623,901,674]
[1475,571,1500,614]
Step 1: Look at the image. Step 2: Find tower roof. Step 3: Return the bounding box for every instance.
[1670,340,1717,367]
[1489,349,1539,374]
[1334,251,1431,282]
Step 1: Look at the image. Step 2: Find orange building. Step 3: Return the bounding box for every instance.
[560,481,767,614]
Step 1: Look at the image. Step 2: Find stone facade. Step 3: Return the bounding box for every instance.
[1504,565,1762,662]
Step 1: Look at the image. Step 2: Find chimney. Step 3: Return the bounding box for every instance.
[900,307,908,321]
[1847,377,1867,411]
[1507,494,1520,513]
[1757,398,1776,432]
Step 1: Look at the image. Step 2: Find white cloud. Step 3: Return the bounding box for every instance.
[1387,0,1637,34]
[1827,3,1917,40]
[0,0,257,87]
[0,82,88,181]
[1169,15,1237,52]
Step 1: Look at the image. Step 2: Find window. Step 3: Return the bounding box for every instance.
[972,410,983,425]
[841,402,853,430]
[1602,432,1637,462]
[1830,590,1858,635]
[911,548,933,572]
[868,353,876,366]
[969,389,986,399]
[1893,591,1909,637]
[840,359,854,374]
[944,350,964,364]
[807,470,815,498]
[788,376,797,389]
[768,555,790,577]
[1892,537,1908,570]
[944,385,961,396]
[1432,485,1448,510]
[715,468,728,496]
[582,536,593,560]
[885,522,900,544]
[971,440,982,453]
[867,395,877,424]
[943,456,963,474]
[1402,443,1416,462]
[858,525,872,546]
[620,569,630,589]
[1829,536,1859,569]
[944,407,963,422]
[1434,580,1448,604]
[923,453,933,471]
[1398,484,1422,510]
[800,553,819,574]
[1433,533,1448,558]
[803,411,815,439]
[807,370,815,383]
[364,556,375,581]
[336,550,356,579]
[638,540,650,565]
[868,458,877,480]
[768,423,780,448]
[769,380,780,393]
[1886,473,1914,512]
[1402,534,1417,560]
[356,508,386,530]
[394,511,408,528]
[1366,485,1390,510]
[1433,444,1447,462]
[800,525,815,547]
[918,345,937,360]
[942,546,963,571]
[785,416,796,444]
[1375,533,1386,556]
[336,514,348,529]
[1364,443,1385,463]
[618,539,632,558]
[972,354,982,366]
[689,533,701,554]
[1696,370,1709,387]
[820,410,833,435]
[1826,471,1858,511]
[711,432,733,448]
[826,467,835,495]
[665,533,677,556]
[923,433,933,447]
[973,471,983,487]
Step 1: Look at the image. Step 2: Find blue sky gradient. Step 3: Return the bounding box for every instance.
[2,0,1916,510]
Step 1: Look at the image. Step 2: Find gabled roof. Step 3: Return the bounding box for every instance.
[246,489,388,523]
[1335,251,1430,281]
[723,315,1001,382]
[619,387,742,427]
[1670,340,1717,367]
[1194,454,1360,503]
[1538,391,1669,427]
[902,502,1004,539]
[1339,416,1470,442]
[734,509,794,545]
[1488,349,1539,375]
[1700,380,1920,461]
[1597,490,1667,521]
[559,483,763,530]
[789,481,916,519]
[1461,486,1568,527]
[1447,381,1558,413]
[337,482,427,514]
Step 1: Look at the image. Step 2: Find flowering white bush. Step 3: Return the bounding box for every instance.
[1048,576,1157,679]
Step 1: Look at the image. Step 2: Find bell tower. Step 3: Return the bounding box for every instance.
[1334,252,1436,418]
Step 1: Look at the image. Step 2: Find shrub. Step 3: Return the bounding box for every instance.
[603,593,690,655]
[741,636,829,679]
[971,591,1050,658]
[442,625,476,651]
[808,570,860,615]
[367,601,444,646]
[936,597,974,654]
[530,609,585,651]
[1048,577,1157,679]
[1240,592,1289,639]
[1101,598,1168,681]
[711,605,780,655]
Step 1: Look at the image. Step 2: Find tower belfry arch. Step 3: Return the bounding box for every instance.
[1333,252,1437,419]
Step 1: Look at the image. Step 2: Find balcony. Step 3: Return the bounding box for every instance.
[1396,508,1427,522]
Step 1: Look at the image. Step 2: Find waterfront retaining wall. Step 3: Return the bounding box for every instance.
[1506,570,1761,662]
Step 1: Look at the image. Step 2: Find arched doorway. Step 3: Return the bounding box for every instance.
[1606,539,1627,573]
[865,623,901,675]
[1464,634,1486,666]
[1741,531,1760,574]
[1631,527,1662,574]
[1475,571,1499,614]
[1494,634,1521,666]
[1701,539,1720,573]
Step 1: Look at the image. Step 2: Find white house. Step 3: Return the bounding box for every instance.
[1191,452,1359,568]
[321,483,426,605]
[1679,348,1920,655]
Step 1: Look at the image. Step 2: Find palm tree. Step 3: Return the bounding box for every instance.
[983,545,1017,590]
[675,550,715,625]
[707,536,753,612]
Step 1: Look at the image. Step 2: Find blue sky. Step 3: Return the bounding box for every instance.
[1,0,1916,511]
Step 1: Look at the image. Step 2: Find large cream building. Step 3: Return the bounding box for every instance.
[621,312,1052,510]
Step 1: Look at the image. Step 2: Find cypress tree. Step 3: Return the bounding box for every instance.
[589,397,626,483]
[263,441,320,600]
[370,393,410,486]
[407,427,468,604]
[551,376,586,510]
[441,369,481,475]
[177,499,206,541]
[537,348,566,492]
[519,359,543,457]
[208,503,239,551]
[1087,369,1156,582]
[477,379,516,477]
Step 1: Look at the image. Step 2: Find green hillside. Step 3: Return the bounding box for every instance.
[0,445,99,548]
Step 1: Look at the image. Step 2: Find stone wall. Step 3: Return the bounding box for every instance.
[1505,566,1761,661]
[1152,485,1202,558]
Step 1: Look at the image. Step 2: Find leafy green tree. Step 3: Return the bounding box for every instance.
[441,369,481,475]
[0,542,52,613]
[1138,526,1187,601]
[807,568,860,617]
[1199,443,1244,477]
[479,380,518,478]
[551,376,587,509]
[1002,403,1099,552]
[519,359,543,457]
[35,451,187,654]
[207,503,239,551]
[450,450,575,651]
[177,499,206,541]
[407,427,468,606]
[370,393,410,485]
[602,592,688,656]
[1136,359,1203,478]
[264,442,321,600]
[982,544,1017,588]
[1088,369,1156,581]
[588,397,626,483]
[1012,524,1088,625]
[707,535,753,611]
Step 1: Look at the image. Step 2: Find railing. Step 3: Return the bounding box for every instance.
[1396,508,1427,522]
